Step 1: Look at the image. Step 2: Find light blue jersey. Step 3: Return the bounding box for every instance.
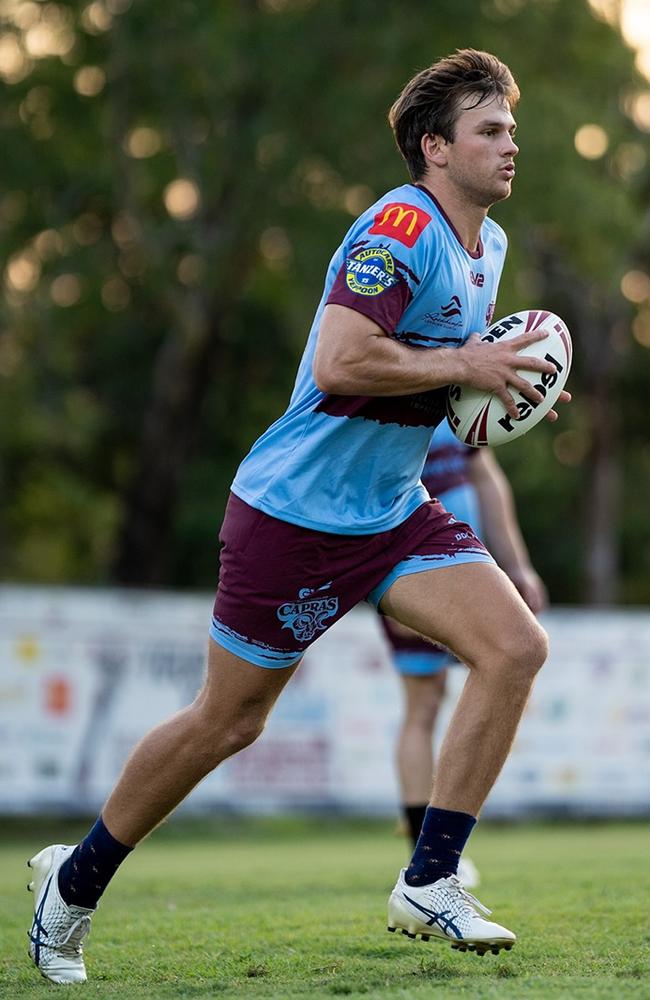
[421,419,479,500]
[232,183,506,534]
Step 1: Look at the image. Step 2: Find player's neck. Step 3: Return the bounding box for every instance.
[417,178,488,255]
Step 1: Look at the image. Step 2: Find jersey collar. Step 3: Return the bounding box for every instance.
[413,184,484,260]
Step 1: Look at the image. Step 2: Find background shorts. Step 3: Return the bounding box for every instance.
[378,613,455,677]
[379,480,482,677]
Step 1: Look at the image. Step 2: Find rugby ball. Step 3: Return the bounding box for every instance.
[446,309,572,447]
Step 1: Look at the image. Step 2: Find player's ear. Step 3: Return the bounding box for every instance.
[421,132,448,168]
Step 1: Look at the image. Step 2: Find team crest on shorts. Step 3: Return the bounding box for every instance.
[345,246,399,297]
[276,585,339,642]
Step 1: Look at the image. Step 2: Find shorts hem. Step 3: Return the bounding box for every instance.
[209,620,300,669]
[368,550,495,609]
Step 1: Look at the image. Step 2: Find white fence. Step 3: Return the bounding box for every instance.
[1,585,649,816]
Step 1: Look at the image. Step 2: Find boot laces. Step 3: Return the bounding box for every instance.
[446,875,492,917]
[57,915,92,958]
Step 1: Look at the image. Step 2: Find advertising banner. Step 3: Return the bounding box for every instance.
[1,586,649,816]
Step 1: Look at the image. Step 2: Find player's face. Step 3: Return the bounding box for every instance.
[442,95,519,208]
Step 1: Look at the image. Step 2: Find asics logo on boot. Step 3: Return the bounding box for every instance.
[29,875,52,963]
[402,892,463,939]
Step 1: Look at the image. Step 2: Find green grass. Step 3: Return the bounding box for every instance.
[1,817,649,999]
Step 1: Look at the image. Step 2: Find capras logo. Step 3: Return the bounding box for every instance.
[497,352,564,433]
[482,314,524,342]
[276,594,339,641]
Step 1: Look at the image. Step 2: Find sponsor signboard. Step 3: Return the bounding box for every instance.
[1,586,649,816]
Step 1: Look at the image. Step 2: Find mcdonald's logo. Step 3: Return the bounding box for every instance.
[368,202,432,248]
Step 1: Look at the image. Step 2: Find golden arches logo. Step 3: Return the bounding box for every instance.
[368,201,431,248]
[377,205,419,235]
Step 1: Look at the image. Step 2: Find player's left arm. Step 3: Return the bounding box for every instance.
[469,450,548,613]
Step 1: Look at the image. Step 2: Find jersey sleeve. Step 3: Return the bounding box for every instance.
[326,199,437,336]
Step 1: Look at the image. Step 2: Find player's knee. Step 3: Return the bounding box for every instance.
[474,618,547,687]
[501,620,548,682]
[526,620,549,674]
[189,704,266,768]
[217,717,266,760]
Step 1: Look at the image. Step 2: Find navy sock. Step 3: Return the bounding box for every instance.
[58,816,132,909]
[404,806,476,887]
[403,803,428,849]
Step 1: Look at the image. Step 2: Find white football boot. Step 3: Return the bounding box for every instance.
[27,844,95,984]
[457,856,480,889]
[388,869,515,956]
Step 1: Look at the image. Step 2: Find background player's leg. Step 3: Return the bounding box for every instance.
[381,561,547,818]
[103,640,299,845]
[397,671,447,846]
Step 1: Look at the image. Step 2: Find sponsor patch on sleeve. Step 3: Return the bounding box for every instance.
[368,202,431,248]
[345,247,399,296]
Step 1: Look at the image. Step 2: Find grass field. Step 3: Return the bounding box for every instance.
[1,816,648,999]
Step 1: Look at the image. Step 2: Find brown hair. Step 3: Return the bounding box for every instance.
[388,49,520,181]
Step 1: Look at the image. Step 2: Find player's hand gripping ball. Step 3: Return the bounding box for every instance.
[446,309,572,447]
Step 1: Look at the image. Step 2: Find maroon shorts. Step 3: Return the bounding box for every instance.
[210,493,492,668]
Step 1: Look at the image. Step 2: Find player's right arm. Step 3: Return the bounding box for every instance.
[313,304,565,421]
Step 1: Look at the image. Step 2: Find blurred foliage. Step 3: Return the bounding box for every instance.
[0,0,649,600]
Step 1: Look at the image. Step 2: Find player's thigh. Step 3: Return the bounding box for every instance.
[381,562,547,671]
[197,638,300,728]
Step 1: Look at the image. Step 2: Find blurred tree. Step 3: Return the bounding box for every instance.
[0,0,648,599]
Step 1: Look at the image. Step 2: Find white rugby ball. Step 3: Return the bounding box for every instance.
[446,309,572,447]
